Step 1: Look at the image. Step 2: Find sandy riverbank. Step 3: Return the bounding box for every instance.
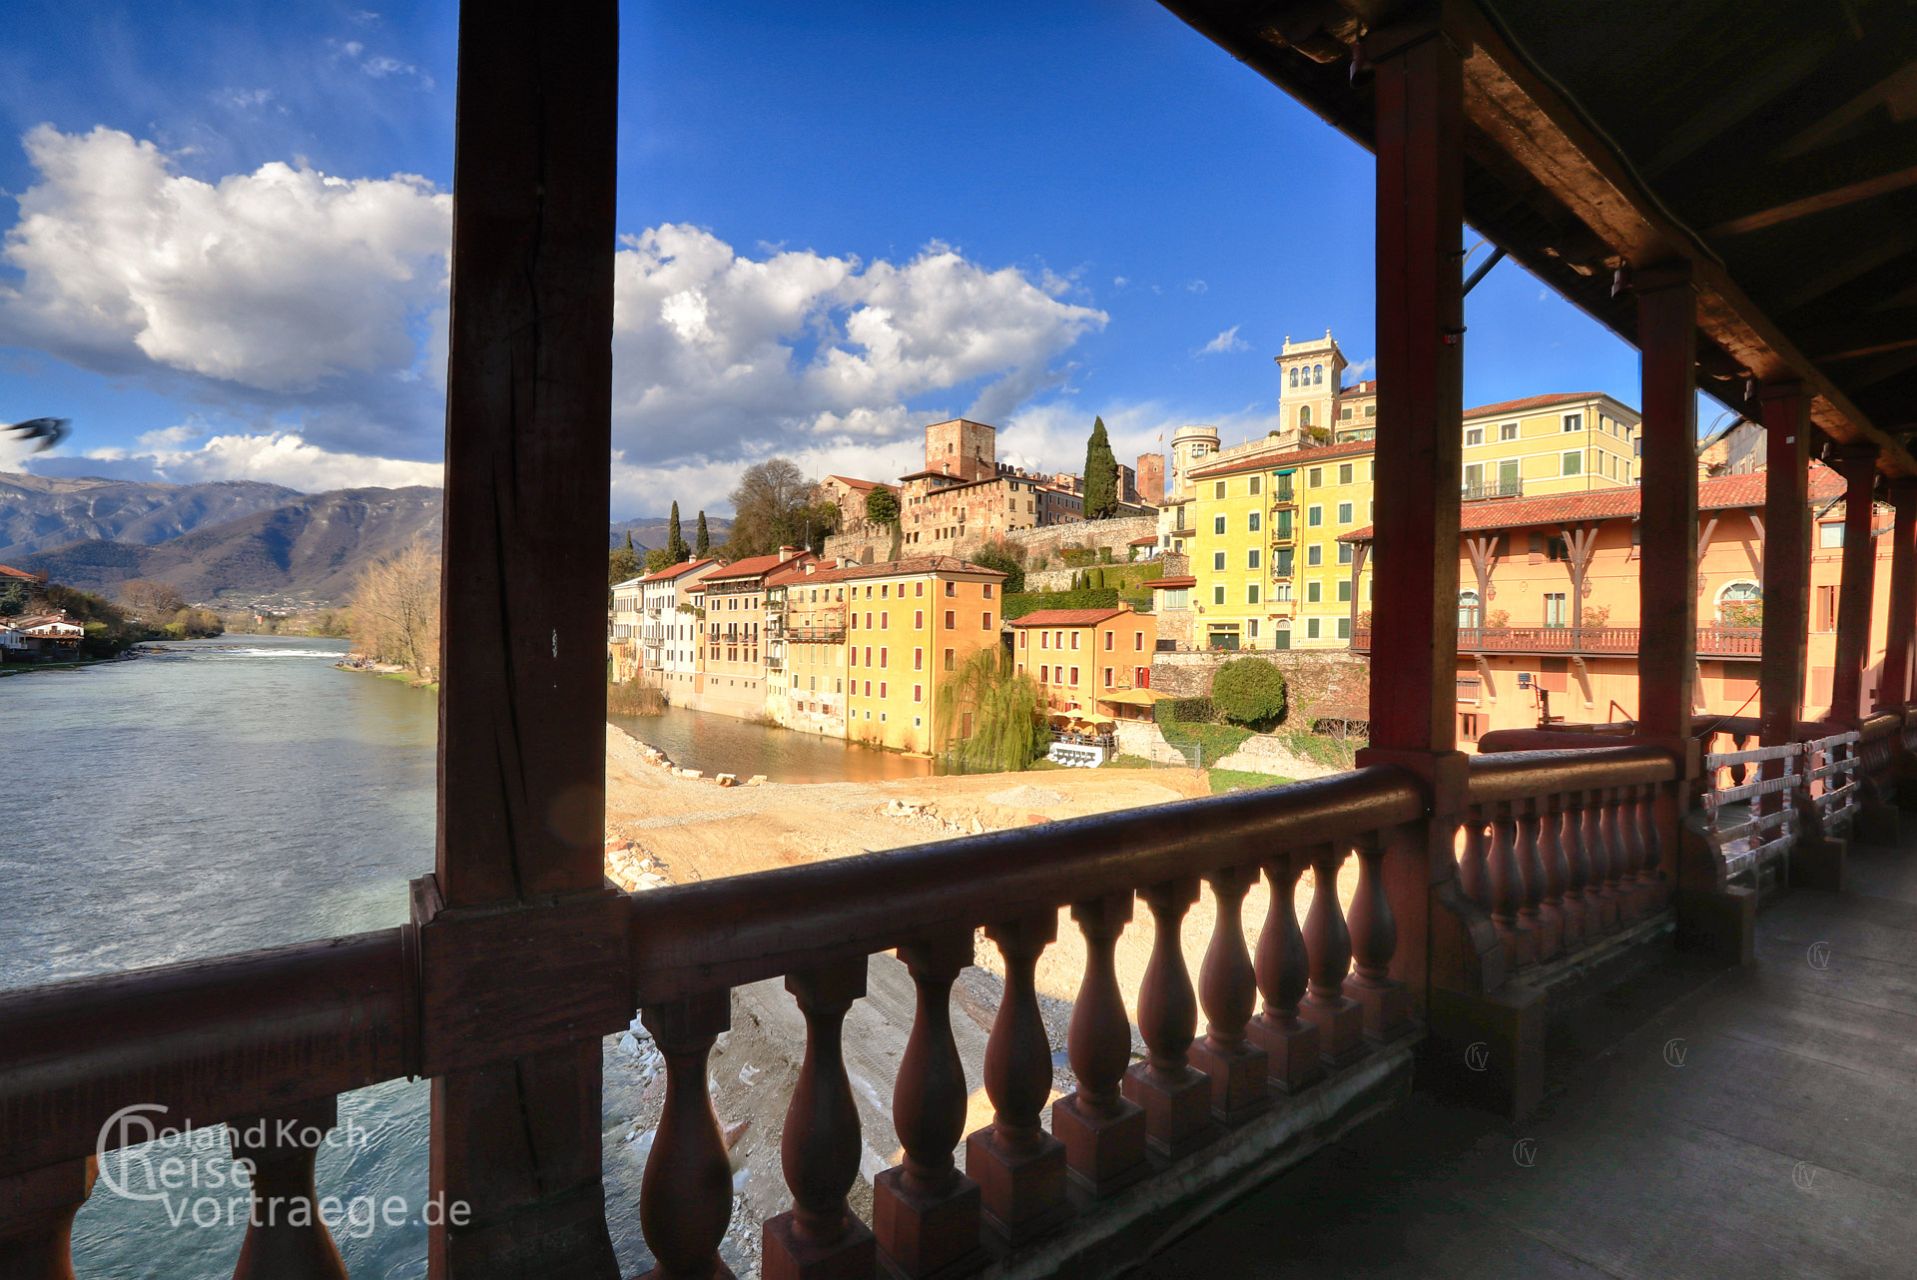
[600,721,1351,1275]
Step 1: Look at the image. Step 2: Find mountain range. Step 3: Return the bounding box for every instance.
[2,472,727,606]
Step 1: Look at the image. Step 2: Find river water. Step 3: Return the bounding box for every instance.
[0,636,910,1277]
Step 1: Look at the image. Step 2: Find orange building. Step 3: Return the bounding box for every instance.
[1344,466,1900,746]
[767,556,1009,753]
[1009,606,1158,719]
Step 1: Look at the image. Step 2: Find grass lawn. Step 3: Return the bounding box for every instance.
[1208,768,1294,794]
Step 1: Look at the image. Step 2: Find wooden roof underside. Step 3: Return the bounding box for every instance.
[1161,0,1917,481]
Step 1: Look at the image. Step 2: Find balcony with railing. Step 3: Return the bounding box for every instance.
[1459,477,1523,501]
[1351,624,1762,657]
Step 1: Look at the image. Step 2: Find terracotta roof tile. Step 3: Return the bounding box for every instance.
[771,556,1004,586]
[637,557,717,583]
[701,551,811,582]
[1008,607,1132,627]
[1342,467,1841,541]
[1150,576,1197,589]
[1462,390,1618,420]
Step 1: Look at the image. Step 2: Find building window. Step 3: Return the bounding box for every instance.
[1717,581,1761,625]
[1500,421,1518,440]
[1307,545,1323,567]
[1104,631,1114,651]
[1070,666,1080,685]
[1306,581,1322,604]
[1461,712,1482,741]
[981,613,991,630]
[1248,584,1261,604]
[1213,585,1226,605]
[1337,580,1352,603]
[1308,468,1323,487]
[1815,585,1837,631]
[1306,618,1322,640]
[943,610,956,627]
[1465,427,1484,446]
[1459,589,1481,628]
[1457,677,1481,705]
[1337,502,1353,524]
[1313,363,1323,385]
[914,610,924,627]
[1819,522,1845,548]
[1214,551,1226,571]
[1248,511,1262,532]
[1248,549,1261,570]
[914,649,924,669]
[1103,667,1114,688]
[1289,367,1298,387]
[1276,547,1295,576]
[945,581,955,596]
[1134,631,1144,651]
[1563,413,1583,433]
[1249,476,1261,496]
[1336,617,1350,640]
[1562,451,1583,476]
[1307,505,1323,527]
[1337,542,1353,565]
[1214,515,1227,535]
[1544,592,1568,628]
[1070,632,1080,650]
[1300,405,1313,428]
[1215,480,1226,499]
[913,684,922,702]
[1275,582,1293,602]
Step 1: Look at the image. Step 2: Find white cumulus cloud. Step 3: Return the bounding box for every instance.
[1197,325,1250,356]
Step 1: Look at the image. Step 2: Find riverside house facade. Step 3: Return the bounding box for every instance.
[637,558,718,696]
[1188,382,1640,653]
[1343,467,1882,744]
[785,556,1006,755]
[691,548,814,720]
[1011,605,1157,719]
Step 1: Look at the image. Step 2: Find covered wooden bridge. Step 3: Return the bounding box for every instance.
[5,1,1917,1276]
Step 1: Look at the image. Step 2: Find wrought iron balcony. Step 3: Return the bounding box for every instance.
[1460,477,1523,501]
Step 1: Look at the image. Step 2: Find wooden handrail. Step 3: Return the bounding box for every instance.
[626,766,1425,1005]
[0,929,411,1178]
[1465,746,1676,805]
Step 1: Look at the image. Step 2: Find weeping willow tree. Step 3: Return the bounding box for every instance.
[935,647,1049,774]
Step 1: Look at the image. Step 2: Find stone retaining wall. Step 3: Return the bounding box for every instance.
[1149,649,1370,722]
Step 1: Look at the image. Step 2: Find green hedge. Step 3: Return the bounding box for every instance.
[1003,587,1120,620]
[1155,696,1215,724]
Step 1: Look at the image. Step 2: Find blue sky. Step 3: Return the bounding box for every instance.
[0,0,1679,517]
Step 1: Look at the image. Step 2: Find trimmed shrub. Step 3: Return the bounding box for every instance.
[1155,696,1215,725]
[1004,588,1120,620]
[1060,546,1097,568]
[1212,658,1287,729]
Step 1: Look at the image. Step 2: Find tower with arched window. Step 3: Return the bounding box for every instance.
[1274,330,1348,447]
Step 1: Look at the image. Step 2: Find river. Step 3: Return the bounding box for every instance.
[1,636,902,1277]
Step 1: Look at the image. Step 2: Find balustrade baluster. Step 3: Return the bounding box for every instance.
[1585,789,1618,932]
[1552,794,1585,952]
[228,1097,349,1280]
[1457,809,1491,909]
[1484,804,1529,968]
[765,959,876,1280]
[0,1158,94,1280]
[1603,788,1639,925]
[874,932,983,1279]
[1566,792,1601,932]
[1191,867,1271,1124]
[1634,784,1666,909]
[1514,804,1548,965]
[965,913,1067,1246]
[1122,879,1214,1158]
[1298,845,1366,1068]
[1533,798,1567,963]
[1053,895,1147,1196]
[641,992,735,1280]
[1248,853,1322,1093]
[1343,834,1411,1042]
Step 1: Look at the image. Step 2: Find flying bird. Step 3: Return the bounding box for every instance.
[3,418,70,452]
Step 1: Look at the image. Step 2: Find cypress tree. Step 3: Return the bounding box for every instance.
[666,502,689,563]
[1083,416,1118,519]
[695,510,710,557]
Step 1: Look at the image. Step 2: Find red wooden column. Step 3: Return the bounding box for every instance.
[1757,384,1811,750]
[1356,8,1520,1109]
[1829,445,1881,720]
[1878,479,1917,710]
[421,2,624,1276]
[1634,265,1699,744]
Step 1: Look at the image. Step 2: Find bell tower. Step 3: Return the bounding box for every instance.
[1274,330,1347,447]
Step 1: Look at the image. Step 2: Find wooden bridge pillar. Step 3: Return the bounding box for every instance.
[1878,479,1917,710]
[1758,384,1811,753]
[422,1,624,1275]
[1355,6,1528,1116]
[1830,445,1880,721]
[1634,264,1700,748]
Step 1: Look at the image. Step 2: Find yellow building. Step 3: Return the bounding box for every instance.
[1009,606,1158,716]
[774,556,1005,755]
[1186,338,1641,651]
